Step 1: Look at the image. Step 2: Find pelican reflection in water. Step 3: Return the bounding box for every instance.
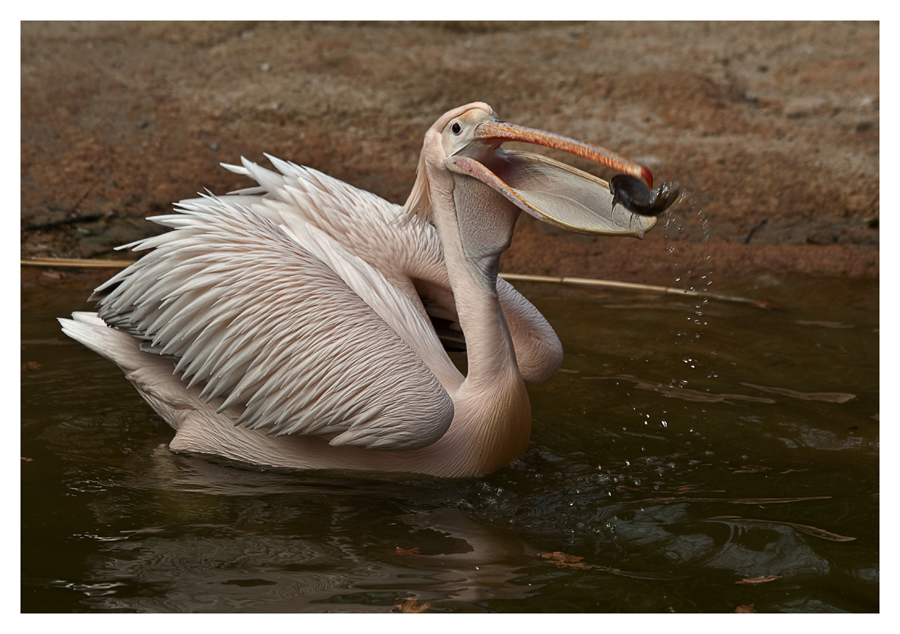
[61,102,679,477]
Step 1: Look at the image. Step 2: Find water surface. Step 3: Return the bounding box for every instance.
[21,274,878,612]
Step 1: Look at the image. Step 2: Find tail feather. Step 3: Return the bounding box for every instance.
[59,312,147,371]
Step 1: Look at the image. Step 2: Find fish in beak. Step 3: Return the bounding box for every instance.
[448,116,682,238]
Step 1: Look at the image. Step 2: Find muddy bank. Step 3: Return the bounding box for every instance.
[21,21,878,289]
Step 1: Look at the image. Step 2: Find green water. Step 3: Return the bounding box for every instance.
[21,275,878,612]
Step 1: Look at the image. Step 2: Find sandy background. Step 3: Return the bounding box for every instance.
[21,21,878,290]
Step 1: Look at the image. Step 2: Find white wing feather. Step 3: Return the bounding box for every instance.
[95,194,454,450]
[222,155,445,298]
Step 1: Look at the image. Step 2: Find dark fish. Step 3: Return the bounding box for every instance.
[609,174,683,216]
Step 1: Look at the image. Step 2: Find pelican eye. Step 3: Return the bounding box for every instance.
[451,122,462,135]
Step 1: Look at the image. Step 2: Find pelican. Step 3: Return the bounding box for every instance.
[60,102,677,478]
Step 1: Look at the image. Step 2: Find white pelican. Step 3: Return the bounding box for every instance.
[60,102,676,478]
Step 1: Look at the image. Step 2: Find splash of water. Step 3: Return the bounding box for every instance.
[624,190,718,436]
[661,191,715,386]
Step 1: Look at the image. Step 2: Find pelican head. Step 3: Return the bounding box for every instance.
[404,102,677,291]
